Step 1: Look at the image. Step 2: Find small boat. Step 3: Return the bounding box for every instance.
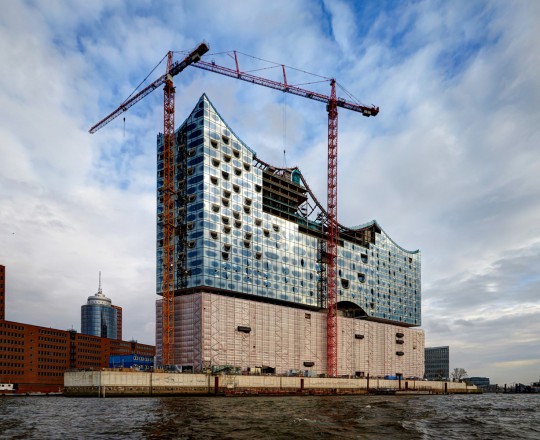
[0,383,15,394]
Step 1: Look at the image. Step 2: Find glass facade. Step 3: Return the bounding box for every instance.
[81,293,117,340]
[157,94,421,327]
[424,346,450,379]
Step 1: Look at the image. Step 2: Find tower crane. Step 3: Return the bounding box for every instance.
[89,42,209,367]
[89,42,378,376]
[190,54,378,376]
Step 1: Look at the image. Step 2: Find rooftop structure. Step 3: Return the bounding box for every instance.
[81,273,119,339]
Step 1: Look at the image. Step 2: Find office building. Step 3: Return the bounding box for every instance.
[81,274,119,339]
[112,305,123,340]
[0,320,154,393]
[467,377,490,388]
[424,346,450,380]
[155,94,424,377]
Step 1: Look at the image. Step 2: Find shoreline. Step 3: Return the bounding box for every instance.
[64,371,479,397]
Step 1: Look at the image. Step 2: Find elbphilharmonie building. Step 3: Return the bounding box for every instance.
[156,94,424,377]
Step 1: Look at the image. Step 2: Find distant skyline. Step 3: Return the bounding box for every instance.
[1,0,539,385]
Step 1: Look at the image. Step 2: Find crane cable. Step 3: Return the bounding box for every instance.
[122,53,169,105]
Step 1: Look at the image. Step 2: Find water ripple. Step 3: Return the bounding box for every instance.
[0,394,539,439]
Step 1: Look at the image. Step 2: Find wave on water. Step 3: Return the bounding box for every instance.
[1,394,539,439]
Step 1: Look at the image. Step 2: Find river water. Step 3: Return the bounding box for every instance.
[1,394,539,439]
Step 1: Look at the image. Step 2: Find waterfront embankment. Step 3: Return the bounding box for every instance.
[64,371,478,397]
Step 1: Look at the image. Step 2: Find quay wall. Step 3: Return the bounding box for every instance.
[64,371,478,397]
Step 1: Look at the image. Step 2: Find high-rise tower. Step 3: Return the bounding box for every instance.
[81,273,118,339]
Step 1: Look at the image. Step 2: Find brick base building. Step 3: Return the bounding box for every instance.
[0,320,155,393]
[0,264,155,394]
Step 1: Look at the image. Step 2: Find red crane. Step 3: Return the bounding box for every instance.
[89,44,378,376]
[191,53,378,377]
[89,43,209,367]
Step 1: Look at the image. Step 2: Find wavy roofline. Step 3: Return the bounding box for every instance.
[178,93,419,255]
[253,159,420,255]
[202,93,257,157]
[174,93,257,158]
[352,220,420,254]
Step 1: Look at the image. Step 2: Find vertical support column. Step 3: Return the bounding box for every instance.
[344,318,353,376]
[326,79,338,378]
[161,51,177,367]
[304,312,312,373]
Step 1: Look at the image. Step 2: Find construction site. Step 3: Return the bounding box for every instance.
[90,42,425,381]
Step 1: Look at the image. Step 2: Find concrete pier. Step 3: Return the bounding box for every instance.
[64,371,479,397]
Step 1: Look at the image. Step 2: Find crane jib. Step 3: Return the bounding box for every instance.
[190,60,378,116]
[89,42,209,134]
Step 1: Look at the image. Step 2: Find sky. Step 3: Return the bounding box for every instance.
[1,0,539,385]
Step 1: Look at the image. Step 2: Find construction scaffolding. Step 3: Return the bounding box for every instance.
[157,292,424,377]
[151,93,421,377]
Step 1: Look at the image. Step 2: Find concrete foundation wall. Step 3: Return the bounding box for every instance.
[65,371,476,397]
[157,293,425,378]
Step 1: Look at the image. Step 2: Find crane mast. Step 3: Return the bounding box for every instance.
[326,79,339,377]
[161,52,176,367]
[89,43,209,367]
[89,43,378,376]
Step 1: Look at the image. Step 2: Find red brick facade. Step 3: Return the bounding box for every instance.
[0,264,155,393]
[0,320,155,393]
[112,304,123,340]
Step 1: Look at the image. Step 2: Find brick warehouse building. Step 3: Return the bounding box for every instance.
[0,265,155,393]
